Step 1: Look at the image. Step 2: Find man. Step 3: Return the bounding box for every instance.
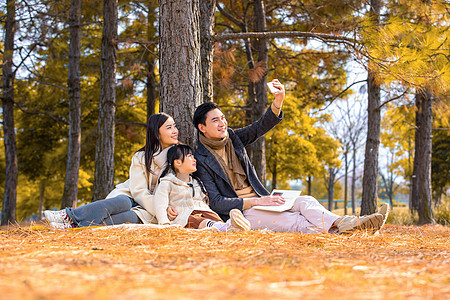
[193,79,388,233]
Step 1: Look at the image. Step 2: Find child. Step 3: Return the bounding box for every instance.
[153,144,251,231]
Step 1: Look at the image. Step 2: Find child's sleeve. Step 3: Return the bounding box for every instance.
[153,181,171,225]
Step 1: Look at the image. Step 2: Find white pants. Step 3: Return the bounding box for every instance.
[243,196,340,234]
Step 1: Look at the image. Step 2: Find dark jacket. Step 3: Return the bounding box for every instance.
[194,107,283,220]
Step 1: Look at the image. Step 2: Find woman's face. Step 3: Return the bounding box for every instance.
[159,117,179,149]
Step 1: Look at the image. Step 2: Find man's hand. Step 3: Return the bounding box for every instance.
[167,206,178,221]
[250,195,285,207]
[268,79,285,109]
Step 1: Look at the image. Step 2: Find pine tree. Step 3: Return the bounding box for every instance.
[93,0,118,200]
[61,0,82,209]
[1,0,18,225]
[159,0,202,146]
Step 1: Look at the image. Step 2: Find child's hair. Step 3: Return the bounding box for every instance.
[160,144,209,203]
[161,144,194,177]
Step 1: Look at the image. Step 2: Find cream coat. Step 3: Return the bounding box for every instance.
[153,172,219,226]
[106,147,170,224]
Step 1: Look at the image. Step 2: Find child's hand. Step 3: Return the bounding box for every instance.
[167,206,178,221]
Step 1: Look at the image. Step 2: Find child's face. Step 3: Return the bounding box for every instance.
[175,153,197,174]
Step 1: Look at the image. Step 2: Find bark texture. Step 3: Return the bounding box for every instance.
[93,0,118,200]
[361,0,381,215]
[327,169,337,211]
[199,0,216,103]
[361,69,381,215]
[247,0,268,185]
[146,1,158,119]
[411,89,435,224]
[159,0,202,147]
[62,0,82,209]
[1,0,18,225]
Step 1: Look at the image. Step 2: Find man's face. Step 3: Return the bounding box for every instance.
[198,108,228,140]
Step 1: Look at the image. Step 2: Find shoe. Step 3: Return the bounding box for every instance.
[378,203,390,223]
[43,209,71,226]
[228,209,251,231]
[49,221,73,230]
[337,213,384,233]
[378,203,390,227]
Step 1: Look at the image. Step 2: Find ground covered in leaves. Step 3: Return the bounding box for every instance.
[0,223,449,299]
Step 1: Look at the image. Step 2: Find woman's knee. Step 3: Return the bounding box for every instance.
[104,195,133,212]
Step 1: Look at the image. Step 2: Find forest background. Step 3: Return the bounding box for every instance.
[0,0,449,226]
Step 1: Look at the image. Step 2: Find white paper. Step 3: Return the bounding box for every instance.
[252,189,301,212]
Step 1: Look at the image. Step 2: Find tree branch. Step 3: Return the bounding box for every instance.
[319,79,367,112]
[378,90,409,110]
[215,31,357,44]
[217,3,244,28]
[14,101,68,125]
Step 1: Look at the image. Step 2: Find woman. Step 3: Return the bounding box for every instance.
[43,113,179,229]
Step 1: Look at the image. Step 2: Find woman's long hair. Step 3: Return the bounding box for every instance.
[138,113,171,173]
[160,144,209,203]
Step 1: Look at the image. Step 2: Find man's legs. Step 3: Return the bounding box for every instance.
[66,195,139,227]
[289,196,340,232]
[243,208,327,233]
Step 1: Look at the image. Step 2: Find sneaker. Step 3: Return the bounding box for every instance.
[228,209,251,231]
[49,221,73,230]
[43,209,71,226]
[378,203,390,226]
[337,213,384,233]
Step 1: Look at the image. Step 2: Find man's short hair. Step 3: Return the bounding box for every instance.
[193,102,221,131]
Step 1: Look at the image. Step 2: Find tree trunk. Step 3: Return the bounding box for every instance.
[271,158,277,190]
[361,69,380,215]
[62,0,82,209]
[344,150,348,215]
[351,147,356,214]
[307,176,312,196]
[93,0,118,201]
[38,180,46,220]
[247,0,268,184]
[1,0,17,225]
[159,0,202,147]
[361,0,381,216]
[146,58,157,118]
[146,1,158,119]
[199,0,216,103]
[411,89,435,224]
[327,170,336,211]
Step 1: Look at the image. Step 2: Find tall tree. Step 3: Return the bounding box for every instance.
[145,0,159,119]
[159,0,202,146]
[247,0,268,184]
[199,0,216,103]
[431,104,450,205]
[1,0,18,225]
[93,0,118,200]
[361,0,381,215]
[411,89,435,224]
[61,0,82,208]
[363,0,448,219]
[325,167,339,211]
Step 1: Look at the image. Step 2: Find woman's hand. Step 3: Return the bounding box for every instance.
[250,196,285,207]
[167,206,178,221]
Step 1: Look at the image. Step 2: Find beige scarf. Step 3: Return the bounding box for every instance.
[199,132,246,189]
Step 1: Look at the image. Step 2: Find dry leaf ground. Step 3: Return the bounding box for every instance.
[0,223,449,300]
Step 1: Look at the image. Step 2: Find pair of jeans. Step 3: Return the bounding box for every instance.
[65,195,140,227]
